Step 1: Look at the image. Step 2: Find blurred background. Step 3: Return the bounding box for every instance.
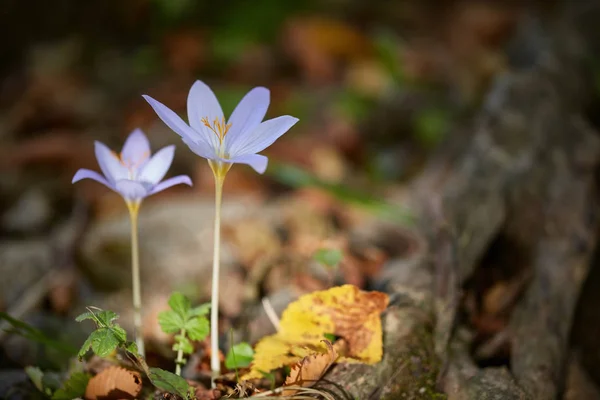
[2,0,600,397]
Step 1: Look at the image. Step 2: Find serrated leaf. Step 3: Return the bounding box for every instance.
[125,341,139,355]
[173,335,193,354]
[78,335,94,359]
[95,310,119,326]
[185,317,209,341]
[74,311,94,322]
[111,325,127,343]
[158,309,185,333]
[51,372,90,400]
[225,342,254,369]
[147,367,190,399]
[75,309,118,327]
[189,303,211,317]
[168,292,191,318]
[89,328,120,358]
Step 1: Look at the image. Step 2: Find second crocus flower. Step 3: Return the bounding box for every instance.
[73,129,192,356]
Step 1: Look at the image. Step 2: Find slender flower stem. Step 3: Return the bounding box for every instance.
[175,328,186,376]
[127,200,145,357]
[210,173,225,385]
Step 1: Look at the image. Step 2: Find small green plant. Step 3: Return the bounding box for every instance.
[158,292,210,375]
[76,307,137,359]
[76,305,194,398]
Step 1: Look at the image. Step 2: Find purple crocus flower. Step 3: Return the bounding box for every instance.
[72,129,192,202]
[142,80,298,175]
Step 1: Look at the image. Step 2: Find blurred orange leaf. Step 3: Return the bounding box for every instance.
[85,366,142,400]
[283,339,338,396]
[243,284,388,379]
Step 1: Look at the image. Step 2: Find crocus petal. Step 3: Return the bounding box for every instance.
[226,153,269,174]
[149,175,193,195]
[120,129,151,167]
[115,180,151,200]
[94,141,129,182]
[138,145,175,184]
[187,80,224,144]
[181,136,218,160]
[72,168,114,190]
[143,95,205,143]
[228,116,298,157]
[224,87,269,149]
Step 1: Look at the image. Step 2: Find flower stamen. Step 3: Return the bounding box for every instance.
[202,116,231,144]
[111,150,151,178]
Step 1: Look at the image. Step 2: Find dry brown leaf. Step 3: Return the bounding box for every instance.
[283,340,338,396]
[243,285,388,379]
[84,366,142,400]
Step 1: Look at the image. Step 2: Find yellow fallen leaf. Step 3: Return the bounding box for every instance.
[243,284,388,379]
[283,340,338,396]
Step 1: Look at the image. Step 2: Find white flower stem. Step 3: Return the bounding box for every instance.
[210,174,224,386]
[175,328,186,376]
[127,200,145,357]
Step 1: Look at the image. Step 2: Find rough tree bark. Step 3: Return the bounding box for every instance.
[321,4,600,400]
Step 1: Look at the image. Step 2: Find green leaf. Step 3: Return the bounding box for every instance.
[185,317,209,341]
[75,311,95,323]
[323,333,338,342]
[147,368,190,399]
[189,303,211,317]
[168,292,191,319]
[158,309,185,334]
[25,366,44,392]
[75,309,118,327]
[0,312,76,355]
[51,372,90,400]
[94,310,119,326]
[89,328,120,358]
[173,335,193,354]
[225,342,254,369]
[111,325,127,343]
[313,248,343,269]
[78,334,94,359]
[125,341,139,355]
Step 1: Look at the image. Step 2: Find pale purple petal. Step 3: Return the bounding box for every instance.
[224,87,269,149]
[138,145,175,184]
[120,129,151,167]
[115,180,152,200]
[72,168,114,190]
[149,175,193,195]
[226,153,268,174]
[187,81,224,146]
[143,94,215,157]
[228,116,298,157]
[182,136,218,160]
[143,95,200,141]
[94,141,129,182]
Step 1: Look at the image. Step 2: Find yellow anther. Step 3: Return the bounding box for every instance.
[111,150,150,170]
[201,116,231,144]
